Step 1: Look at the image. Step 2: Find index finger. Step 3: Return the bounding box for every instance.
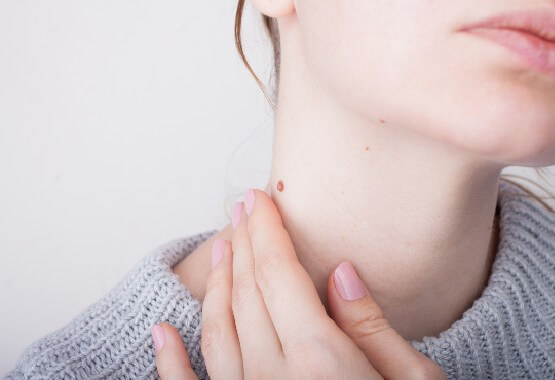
[244,188,332,353]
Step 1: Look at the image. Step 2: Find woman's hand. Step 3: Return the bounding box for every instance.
[151,188,446,380]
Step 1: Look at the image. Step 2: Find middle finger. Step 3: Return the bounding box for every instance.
[231,201,284,373]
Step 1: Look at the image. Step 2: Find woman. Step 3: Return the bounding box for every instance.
[7,0,555,379]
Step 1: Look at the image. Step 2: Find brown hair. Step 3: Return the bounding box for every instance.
[235,0,279,111]
[233,1,555,212]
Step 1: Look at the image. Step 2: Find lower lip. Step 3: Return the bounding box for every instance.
[462,27,555,76]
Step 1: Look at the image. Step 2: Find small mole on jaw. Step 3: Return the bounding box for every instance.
[277,180,284,192]
[379,118,386,124]
[364,146,369,151]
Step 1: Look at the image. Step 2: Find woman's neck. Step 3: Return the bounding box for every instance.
[174,110,502,342]
[176,43,505,341]
[264,72,504,340]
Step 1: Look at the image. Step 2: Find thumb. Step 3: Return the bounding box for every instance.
[151,322,199,380]
[327,261,446,380]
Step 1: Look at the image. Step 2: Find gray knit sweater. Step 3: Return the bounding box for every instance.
[6,180,555,379]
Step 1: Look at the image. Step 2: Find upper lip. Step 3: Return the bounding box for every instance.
[458,7,555,42]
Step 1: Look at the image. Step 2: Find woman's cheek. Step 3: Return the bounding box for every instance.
[294,1,555,166]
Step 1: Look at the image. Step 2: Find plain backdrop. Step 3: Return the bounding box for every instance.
[0,0,275,373]
[0,0,553,375]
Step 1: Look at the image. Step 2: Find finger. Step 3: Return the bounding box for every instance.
[200,239,243,380]
[152,322,200,380]
[326,261,447,380]
[244,188,331,353]
[231,200,284,372]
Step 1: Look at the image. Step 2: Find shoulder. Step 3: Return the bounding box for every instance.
[172,224,233,301]
[410,179,555,379]
[6,228,221,379]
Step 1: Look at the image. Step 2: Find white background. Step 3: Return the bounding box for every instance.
[0,0,553,375]
[0,0,274,373]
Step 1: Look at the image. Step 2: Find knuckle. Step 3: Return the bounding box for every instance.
[249,223,277,248]
[287,335,316,357]
[291,364,328,380]
[254,249,286,299]
[200,319,223,358]
[205,269,226,296]
[349,305,392,340]
[289,342,333,379]
[233,224,251,247]
[231,273,257,315]
[287,325,362,379]
[285,321,332,358]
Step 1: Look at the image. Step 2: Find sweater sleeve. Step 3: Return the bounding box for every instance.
[6,229,218,380]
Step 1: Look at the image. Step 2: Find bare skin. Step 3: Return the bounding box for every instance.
[173,1,553,343]
[173,182,500,342]
[173,182,273,305]
[159,189,447,380]
[173,223,234,303]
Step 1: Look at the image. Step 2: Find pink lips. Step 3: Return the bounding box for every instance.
[458,8,555,75]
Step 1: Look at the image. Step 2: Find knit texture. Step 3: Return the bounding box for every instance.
[6,230,218,380]
[6,179,555,379]
[410,179,555,379]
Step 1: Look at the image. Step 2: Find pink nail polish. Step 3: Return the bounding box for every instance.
[232,202,243,229]
[151,324,165,352]
[334,261,366,301]
[212,239,226,269]
[244,188,255,215]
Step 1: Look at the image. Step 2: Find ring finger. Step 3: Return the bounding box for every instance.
[201,239,242,380]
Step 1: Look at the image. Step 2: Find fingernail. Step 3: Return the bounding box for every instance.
[232,202,243,229]
[244,188,255,215]
[211,239,226,269]
[334,261,366,301]
[151,324,165,352]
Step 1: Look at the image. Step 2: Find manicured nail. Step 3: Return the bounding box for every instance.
[151,324,165,352]
[334,261,366,301]
[232,202,243,229]
[244,188,255,215]
[211,239,226,269]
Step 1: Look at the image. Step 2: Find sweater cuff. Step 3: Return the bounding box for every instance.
[7,229,218,380]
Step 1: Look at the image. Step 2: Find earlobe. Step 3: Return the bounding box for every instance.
[250,0,295,18]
